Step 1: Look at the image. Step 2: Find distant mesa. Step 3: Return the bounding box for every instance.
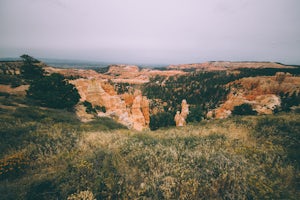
[167,61,296,71]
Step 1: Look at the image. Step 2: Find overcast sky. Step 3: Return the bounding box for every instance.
[0,0,300,64]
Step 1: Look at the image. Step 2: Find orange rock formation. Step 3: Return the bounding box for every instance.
[210,74,300,118]
[174,99,189,126]
[70,78,150,131]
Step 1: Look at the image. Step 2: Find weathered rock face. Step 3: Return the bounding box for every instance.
[141,96,150,125]
[209,75,300,118]
[253,95,281,114]
[70,78,150,131]
[131,91,149,130]
[174,99,189,127]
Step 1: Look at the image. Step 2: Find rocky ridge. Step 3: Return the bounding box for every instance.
[167,61,296,71]
[45,64,186,84]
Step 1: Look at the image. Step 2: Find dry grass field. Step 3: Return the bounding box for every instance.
[1,97,299,199]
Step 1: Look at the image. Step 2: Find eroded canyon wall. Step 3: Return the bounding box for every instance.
[70,79,150,131]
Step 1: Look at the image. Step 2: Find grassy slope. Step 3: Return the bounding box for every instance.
[0,102,299,199]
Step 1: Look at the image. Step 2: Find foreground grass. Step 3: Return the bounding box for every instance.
[0,108,299,199]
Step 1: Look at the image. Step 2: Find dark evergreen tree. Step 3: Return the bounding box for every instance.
[20,54,45,81]
[26,73,80,109]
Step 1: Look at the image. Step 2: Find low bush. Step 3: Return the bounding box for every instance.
[149,112,175,130]
[232,103,257,115]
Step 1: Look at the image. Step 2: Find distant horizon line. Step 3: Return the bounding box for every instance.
[0,56,299,67]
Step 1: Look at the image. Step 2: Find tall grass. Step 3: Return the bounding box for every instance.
[0,110,299,199]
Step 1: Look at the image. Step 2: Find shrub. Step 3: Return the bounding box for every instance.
[83,101,96,114]
[149,112,175,130]
[20,55,45,82]
[232,103,257,116]
[187,105,204,122]
[95,105,106,113]
[0,151,29,179]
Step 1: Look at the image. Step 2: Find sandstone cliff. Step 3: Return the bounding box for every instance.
[70,78,150,131]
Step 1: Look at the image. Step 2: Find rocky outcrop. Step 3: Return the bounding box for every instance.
[141,96,150,125]
[174,111,186,126]
[70,78,150,131]
[209,75,300,118]
[131,90,150,130]
[253,95,281,114]
[174,99,189,127]
[181,99,189,119]
[106,65,186,84]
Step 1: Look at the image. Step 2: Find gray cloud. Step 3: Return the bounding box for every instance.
[0,0,300,64]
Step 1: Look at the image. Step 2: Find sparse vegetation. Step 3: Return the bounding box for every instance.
[1,100,299,199]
